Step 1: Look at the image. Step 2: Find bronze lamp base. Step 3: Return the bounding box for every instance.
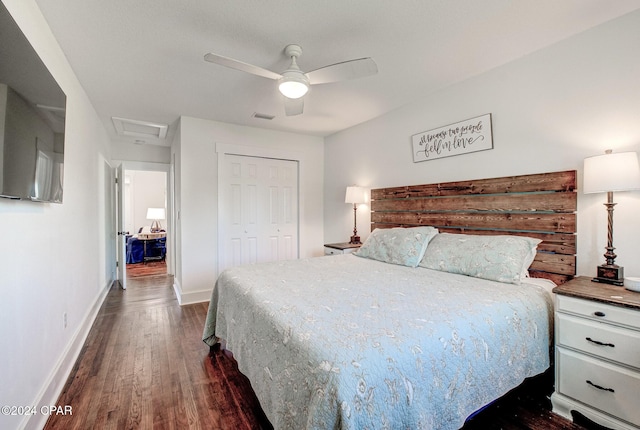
[591,264,624,286]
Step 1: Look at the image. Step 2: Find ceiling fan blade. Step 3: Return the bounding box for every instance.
[306,57,378,85]
[284,97,304,116]
[204,53,282,80]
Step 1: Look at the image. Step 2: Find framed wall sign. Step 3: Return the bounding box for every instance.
[411,113,493,163]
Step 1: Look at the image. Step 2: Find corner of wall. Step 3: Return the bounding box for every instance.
[173,278,211,306]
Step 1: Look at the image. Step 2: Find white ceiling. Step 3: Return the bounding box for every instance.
[33,0,640,146]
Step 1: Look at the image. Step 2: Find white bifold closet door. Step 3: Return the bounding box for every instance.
[218,154,299,274]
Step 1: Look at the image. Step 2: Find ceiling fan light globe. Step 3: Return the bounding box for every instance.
[278,73,309,99]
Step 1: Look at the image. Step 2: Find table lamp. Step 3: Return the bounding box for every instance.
[146,207,166,233]
[345,186,366,244]
[583,150,640,285]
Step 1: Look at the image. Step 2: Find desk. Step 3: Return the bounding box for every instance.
[138,232,166,240]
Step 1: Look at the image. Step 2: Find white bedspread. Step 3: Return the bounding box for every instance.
[203,255,553,429]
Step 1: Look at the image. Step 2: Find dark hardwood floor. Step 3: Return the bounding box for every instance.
[45,274,595,430]
[126,260,167,278]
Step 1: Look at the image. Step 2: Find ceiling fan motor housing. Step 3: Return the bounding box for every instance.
[284,44,303,58]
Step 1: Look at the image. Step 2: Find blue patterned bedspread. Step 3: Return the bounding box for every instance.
[203,255,553,430]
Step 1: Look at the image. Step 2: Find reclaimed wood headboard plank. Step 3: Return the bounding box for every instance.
[371,192,576,213]
[371,211,576,233]
[371,170,576,199]
[370,170,578,284]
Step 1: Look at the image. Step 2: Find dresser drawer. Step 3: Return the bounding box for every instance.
[557,313,640,368]
[557,348,640,426]
[324,246,359,255]
[556,295,640,329]
[324,246,341,255]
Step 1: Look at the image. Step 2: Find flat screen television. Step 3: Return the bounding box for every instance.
[0,2,66,203]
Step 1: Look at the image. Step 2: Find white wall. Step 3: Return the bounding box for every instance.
[170,120,182,288]
[111,140,170,164]
[126,170,167,234]
[0,1,114,429]
[324,10,640,279]
[172,116,324,304]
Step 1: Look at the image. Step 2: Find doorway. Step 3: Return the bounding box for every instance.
[124,169,168,279]
[115,161,171,289]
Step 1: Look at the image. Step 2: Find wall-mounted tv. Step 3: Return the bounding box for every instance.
[0,2,66,203]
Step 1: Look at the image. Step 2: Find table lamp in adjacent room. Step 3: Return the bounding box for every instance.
[345,186,366,244]
[583,150,640,285]
[147,207,166,233]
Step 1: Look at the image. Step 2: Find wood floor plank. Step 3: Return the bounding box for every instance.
[45,274,594,430]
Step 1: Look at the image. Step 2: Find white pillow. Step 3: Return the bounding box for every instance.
[419,233,541,284]
[354,227,439,267]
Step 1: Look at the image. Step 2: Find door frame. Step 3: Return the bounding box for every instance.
[116,163,127,289]
[216,143,302,274]
[114,160,173,285]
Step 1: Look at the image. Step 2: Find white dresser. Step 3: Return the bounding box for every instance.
[551,277,640,429]
[324,242,361,255]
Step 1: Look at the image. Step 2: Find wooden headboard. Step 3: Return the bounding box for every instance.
[370,170,577,285]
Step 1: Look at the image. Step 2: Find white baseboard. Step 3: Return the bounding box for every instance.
[22,280,112,430]
[173,279,211,305]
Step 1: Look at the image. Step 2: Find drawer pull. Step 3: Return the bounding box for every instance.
[585,337,615,348]
[593,311,606,317]
[586,380,615,393]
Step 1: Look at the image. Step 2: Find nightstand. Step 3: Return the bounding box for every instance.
[324,242,361,255]
[551,276,640,429]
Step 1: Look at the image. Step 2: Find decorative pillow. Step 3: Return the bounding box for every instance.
[354,227,439,267]
[419,233,541,284]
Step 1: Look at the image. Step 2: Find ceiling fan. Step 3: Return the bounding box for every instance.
[204,44,377,116]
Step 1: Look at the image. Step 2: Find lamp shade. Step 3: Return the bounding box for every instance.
[146,207,166,220]
[345,186,367,204]
[583,151,640,194]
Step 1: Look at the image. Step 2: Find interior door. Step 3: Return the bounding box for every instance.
[115,163,128,289]
[263,159,298,262]
[218,154,299,274]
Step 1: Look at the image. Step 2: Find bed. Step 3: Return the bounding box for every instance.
[203,170,577,429]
